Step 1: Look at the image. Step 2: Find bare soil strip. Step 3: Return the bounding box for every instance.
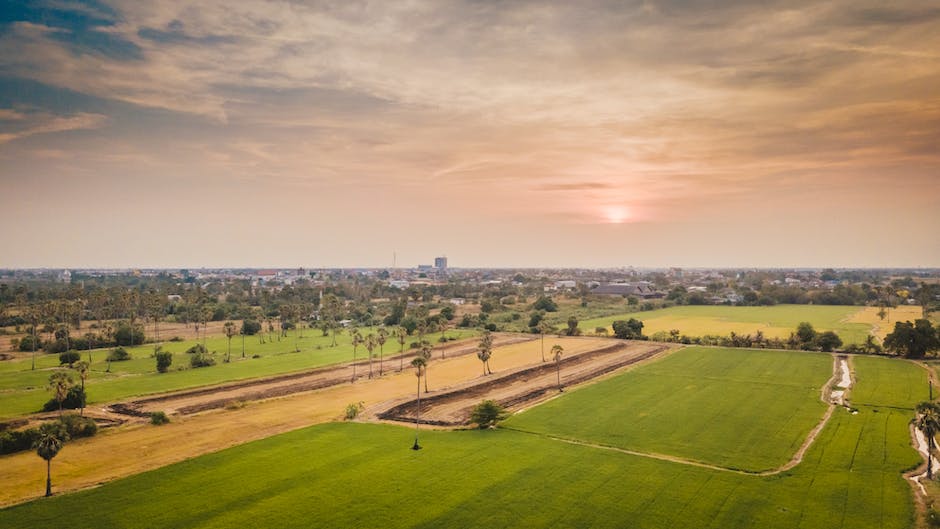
[375,342,670,426]
[506,352,849,477]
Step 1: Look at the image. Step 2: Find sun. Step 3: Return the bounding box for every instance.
[602,206,630,224]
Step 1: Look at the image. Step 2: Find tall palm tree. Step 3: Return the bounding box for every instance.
[34,422,68,497]
[47,371,74,417]
[551,344,564,391]
[350,328,363,381]
[917,402,940,479]
[438,320,450,359]
[73,361,90,416]
[477,331,494,376]
[538,321,553,362]
[364,333,377,379]
[396,326,408,372]
[419,340,432,393]
[377,327,389,376]
[411,356,426,450]
[223,321,237,363]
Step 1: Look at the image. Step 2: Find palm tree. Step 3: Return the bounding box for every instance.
[377,327,389,376]
[917,402,940,479]
[419,340,432,393]
[47,371,74,417]
[364,333,377,379]
[438,320,450,359]
[551,344,564,391]
[223,321,237,363]
[538,320,553,362]
[411,356,426,450]
[477,331,494,376]
[73,361,90,416]
[34,422,68,497]
[350,328,363,381]
[396,326,408,372]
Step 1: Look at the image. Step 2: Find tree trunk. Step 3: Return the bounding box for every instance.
[242,334,245,358]
[541,333,545,362]
[45,459,52,497]
[424,368,429,393]
[557,363,561,390]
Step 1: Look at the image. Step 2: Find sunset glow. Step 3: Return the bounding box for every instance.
[0,1,937,268]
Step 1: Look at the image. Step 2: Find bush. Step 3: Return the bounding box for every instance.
[185,343,208,355]
[532,296,558,312]
[59,350,81,366]
[241,319,262,335]
[190,352,216,368]
[113,322,145,346]
[155,351,173,373]
[43,339,69,354]
[42,386,86,412]
[469,400,509,429]
[345,401,365,420]
[149,411,170,425]
[0,428,40,455]
[484,323,498,332]
[107,347,131,362]
[59,413,97,439]
[20,334,42,351]
[168,336,184,342]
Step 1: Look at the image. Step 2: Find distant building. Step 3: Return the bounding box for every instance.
[434,256,448,270]
[592,282,661,299]
[389,280,410,289]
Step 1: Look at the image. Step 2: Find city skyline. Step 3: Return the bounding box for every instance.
[1,1,938,268]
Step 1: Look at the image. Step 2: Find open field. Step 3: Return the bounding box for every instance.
[0,349,925,529]
[505,347,833,471]
[0,327,476,420]
[579,304,887,345]
[845,305,930,340]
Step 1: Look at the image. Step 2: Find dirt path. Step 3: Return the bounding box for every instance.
[510,352,850,477]
[0,335,620,507]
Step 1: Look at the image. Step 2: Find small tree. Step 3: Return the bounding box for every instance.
[551,344,564,391]
[612,319,645,339]
[350,328,363,381]
[223,321,237,363]
[396,326,408,372]
[419,340,432,393]
[73,361,90,416]
[815,331,843,352]
[47,371,74,417]
[155,349,173,373]
[365,333,377,379]
[34,422,68,497]
[477,331,494,376]
[796,322,817,349]
[470,400,509,429]
[884,319,940,359]
[565,315,580,336]
[377,327,388,376]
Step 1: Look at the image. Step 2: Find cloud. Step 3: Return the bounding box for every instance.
[0,110,108,144]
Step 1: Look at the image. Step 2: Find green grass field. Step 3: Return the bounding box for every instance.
[0,328,475,420]
[505,347,833,471]
[579,304,873,345]
[0,348,925,528]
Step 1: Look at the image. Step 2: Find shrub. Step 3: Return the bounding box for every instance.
[241,319,262,335]
[59,413,97,438]
[0,428,40,454]
[59,351,81,366]
[484,323,497,332]
[185,343,208,355]
[107,347,131,362]
[168,336,184,342]
[469,400,509,429]
[113,322,145,346]
[344,401,365,420]
[42,386,86,412]
[155,351,173,373]
[149,411,170,425]
[17,334,42,352]
[190,352,216,368]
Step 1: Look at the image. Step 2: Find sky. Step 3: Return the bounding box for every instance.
[0,0,938,269]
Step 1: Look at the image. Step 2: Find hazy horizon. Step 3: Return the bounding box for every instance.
[2,1,938,269]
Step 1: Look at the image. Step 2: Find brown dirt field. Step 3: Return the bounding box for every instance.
[375,341,670,426]
[0,334,650,507]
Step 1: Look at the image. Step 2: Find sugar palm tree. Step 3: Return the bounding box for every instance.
[377,327,389,376]
[477,331,494,376]
[223,321,237,363]
[34,422,68,497]
[438,320,450,358]
[419,340,433,393]
[47,371,74,417]
[551,344,564,391]
[411,356,426,450]
[364,333,377,379]
[73,361,90,416]
[396,326,408,372]
[917,402,940,479]
[350,328,363,381]
[538,321,553,362]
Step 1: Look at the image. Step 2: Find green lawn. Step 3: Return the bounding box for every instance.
[506,347,833,471]
[0,328,475,420]
[579,304,873,345]
[0,348,924,529]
